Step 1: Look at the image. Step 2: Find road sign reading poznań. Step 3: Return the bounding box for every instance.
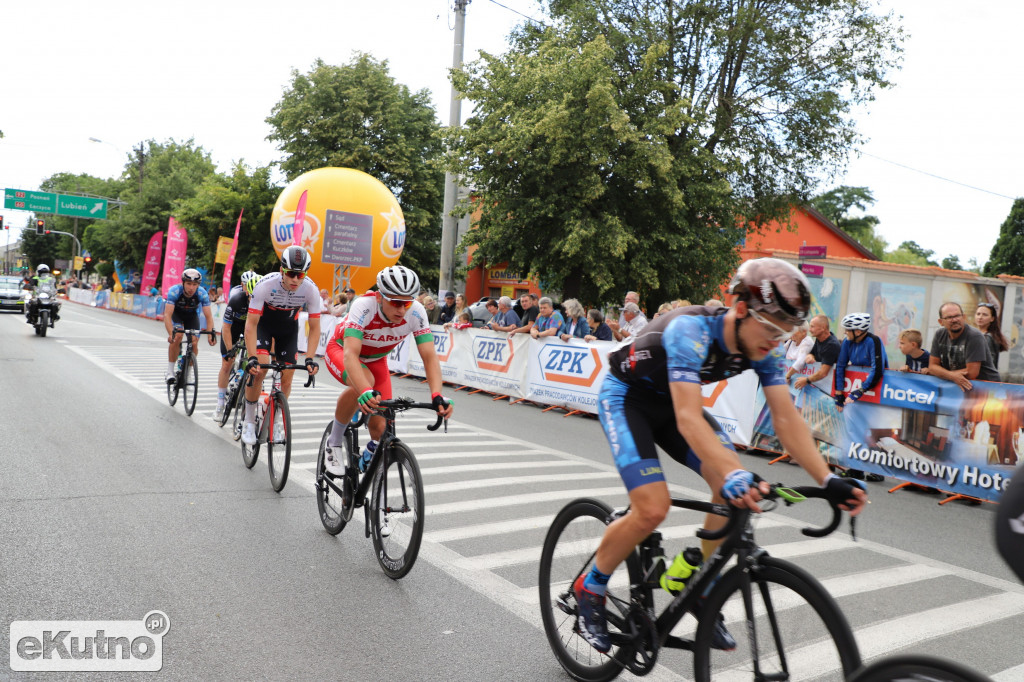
[4,188,107,220]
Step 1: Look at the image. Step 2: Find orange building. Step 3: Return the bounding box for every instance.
[740,206,878,262]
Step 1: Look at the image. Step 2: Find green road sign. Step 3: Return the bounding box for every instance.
[4,188,56,213]
[3,188,108,219]
[56,194,107,219]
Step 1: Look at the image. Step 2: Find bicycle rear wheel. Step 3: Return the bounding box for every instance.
[693,556,860,682]
[538,498,630,682]
[848,655,993,682]
[370,442,424,580]
[167,367,180,406]
[241,413,260,469]
[315,422,352,535]
[230,388,246,440]
[182,354,199,416]
[266,392,291,492]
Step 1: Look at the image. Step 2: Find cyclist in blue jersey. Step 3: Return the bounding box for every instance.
[574,258,869,654]
[213,271,261,421]
[164,269,216,383]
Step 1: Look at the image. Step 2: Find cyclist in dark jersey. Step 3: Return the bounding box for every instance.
[163,268,216,383]
[213,271,261,421]
[574,258,869,654]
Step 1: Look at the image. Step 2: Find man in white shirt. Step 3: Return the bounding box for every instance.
[611,302,647,342]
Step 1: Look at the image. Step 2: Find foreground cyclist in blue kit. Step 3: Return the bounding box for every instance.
[575,258,868,653]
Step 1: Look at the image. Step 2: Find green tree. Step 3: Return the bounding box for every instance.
[941,255,964,271]
[983,198,1024,277]
[20,219,60,273]
[89,139,217,270]
[448,0,903,303]
[38,172,125,272]
[266,55,445,285]
[173,162,282,282]
[884,240,938,266]
[810,186,887,258]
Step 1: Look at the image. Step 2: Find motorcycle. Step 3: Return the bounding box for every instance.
[26,282,60,337]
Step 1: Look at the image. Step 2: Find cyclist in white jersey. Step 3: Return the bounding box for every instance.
[322,265,454,475]
[240,246,321,445]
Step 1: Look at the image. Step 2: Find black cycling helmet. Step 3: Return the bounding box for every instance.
[728,258,811,325]
[280,245,312,273]
[182,268,201,283]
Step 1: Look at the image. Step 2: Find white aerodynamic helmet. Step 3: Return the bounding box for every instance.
[841,312,871,332]
[376,265,420,298]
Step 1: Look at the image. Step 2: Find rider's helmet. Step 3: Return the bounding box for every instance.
[280,245,312,273]
[181,268,202,283]
[36,264,50,276]
[376,265,420,299]
[841,312,872,332]
[728,258,811,326]
[241,270,260,296]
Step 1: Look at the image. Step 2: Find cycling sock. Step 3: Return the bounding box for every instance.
[218,389,226,406]
[168,362,175,374]
[245,399,257,422]
[328,419,346,448]
[583,566,611,597]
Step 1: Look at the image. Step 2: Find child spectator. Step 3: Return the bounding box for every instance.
[897,329,930,373]
[444,311,473,330]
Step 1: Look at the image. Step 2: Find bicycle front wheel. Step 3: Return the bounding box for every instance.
[167,365,180,407]
[182,354,199,416]
[241,414,260,469]
[693,555,860,682]
[848,655,994,682]
[266,393,291,492]
[538,498,630,682]
[230,388,246,440]
[370,442,424,580]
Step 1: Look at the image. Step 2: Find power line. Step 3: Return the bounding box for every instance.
[485,0,548,26]
[858,150,1018,200]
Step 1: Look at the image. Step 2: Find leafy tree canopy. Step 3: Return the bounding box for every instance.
[448,0,904,304]
[266,54,445,285]
[983,198,1024,277]
[810,185,887,257]
[884,240,938,267]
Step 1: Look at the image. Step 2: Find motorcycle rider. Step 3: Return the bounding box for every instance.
[25,264,61,326]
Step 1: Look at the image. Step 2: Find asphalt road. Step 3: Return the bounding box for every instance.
[2,302,1023,681]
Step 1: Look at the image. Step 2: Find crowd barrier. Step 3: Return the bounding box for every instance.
[70,298,1019,503]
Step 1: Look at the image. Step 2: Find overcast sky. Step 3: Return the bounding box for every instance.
[2,0,1020,268]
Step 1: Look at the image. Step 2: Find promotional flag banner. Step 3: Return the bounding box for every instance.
[161,217,187,297]
[215,236,234,264]
[292,190,308,246]
[141,231,163,293]
[222,209,243,295]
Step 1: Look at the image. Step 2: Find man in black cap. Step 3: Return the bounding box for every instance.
[438,291,457,324]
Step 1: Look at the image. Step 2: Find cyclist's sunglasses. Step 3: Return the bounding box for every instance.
[749,308,796,341]
[282,270,306,280]
[380,293,414,309]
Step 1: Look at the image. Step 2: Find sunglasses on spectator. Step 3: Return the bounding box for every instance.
[978,303,997,311]
[748,308,796,341]
[380,293,414,309]
[282,270,306,280]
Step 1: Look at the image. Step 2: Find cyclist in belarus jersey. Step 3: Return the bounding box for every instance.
[164,268,217,383]
[240,246,321,445]
[573,258,868,655]
[213,271,261,422]
[322,265,454,476]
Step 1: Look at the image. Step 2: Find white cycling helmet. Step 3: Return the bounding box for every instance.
[841,312,871,332]
[36,264,50,275]
[376,265,419,299]
[240,270,260,296]
[182,268,202,283]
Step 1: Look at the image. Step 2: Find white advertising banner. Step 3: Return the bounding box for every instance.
[297,312,340,356]
[524,338,614,412]
[700,372,759,446]
[406,326,530,397]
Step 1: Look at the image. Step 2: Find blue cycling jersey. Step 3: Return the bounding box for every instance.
[165,284,211,313]
[834,332,888,395]
[606,306,786,393]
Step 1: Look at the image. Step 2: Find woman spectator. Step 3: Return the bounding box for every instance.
[975,302,1009,368]
[583,309,613,342]
[530,296,565,338]
[454,293,468,321]
[559,298,591,342]
[782,322,814,383]
[653,302,673,318]
[422,295,441,324]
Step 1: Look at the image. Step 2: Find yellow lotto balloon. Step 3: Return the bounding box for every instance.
[270,167,406,294]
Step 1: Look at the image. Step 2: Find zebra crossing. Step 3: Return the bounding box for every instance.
[63,339,1024,681]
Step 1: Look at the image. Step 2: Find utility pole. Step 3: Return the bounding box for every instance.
[133,142,146,198]
[437,0,470,296]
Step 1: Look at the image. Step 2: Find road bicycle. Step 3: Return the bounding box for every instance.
[539,483,861,681]
[218,346,247,431]
[846,654,994,682]
[241,361,315,492]
[315,397,444,579]
[166,328,216,416]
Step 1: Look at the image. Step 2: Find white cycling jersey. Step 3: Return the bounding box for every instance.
[248,272,322,321]
[332,294,433,361]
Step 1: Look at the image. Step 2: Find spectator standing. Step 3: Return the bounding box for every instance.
[653,302,673,319]
[897,329,930,373]
[584,309,613,342]
[832,313,888,482]
[490,296,521,332]
[559,298,591,341]
[610,302,647,342]
[481,299,501,328]
[793,314,841,392]
[929,302,1000,391]
[782,322,814,383]
[975,302,1008,371]
[422,295,441,324]
[616,291,641,327]
[454,293,468,320]
[319,288,332,312]
[531,297,565,338]
[438,291,457,324]
[510,293,539,335]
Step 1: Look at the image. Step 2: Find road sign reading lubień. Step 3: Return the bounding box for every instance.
[4,188,107,220]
